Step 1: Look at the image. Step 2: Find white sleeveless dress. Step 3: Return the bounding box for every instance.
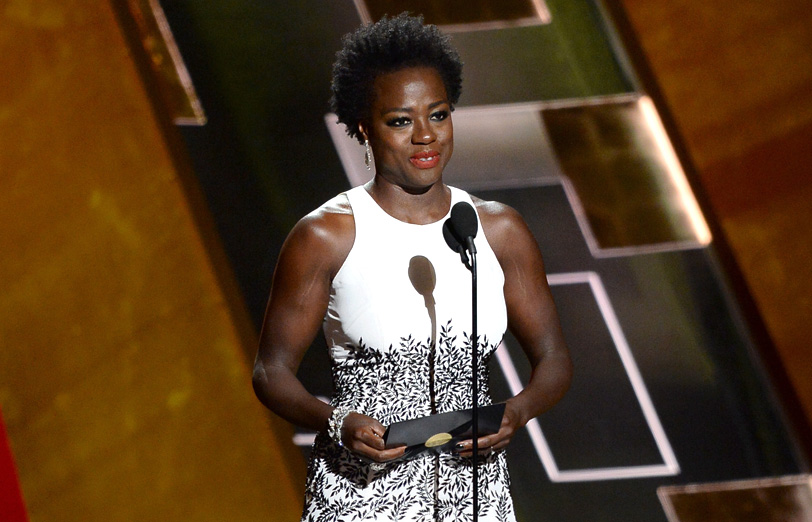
[302,185,516,522]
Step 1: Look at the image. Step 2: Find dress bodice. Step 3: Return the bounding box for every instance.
[323,185,508,424]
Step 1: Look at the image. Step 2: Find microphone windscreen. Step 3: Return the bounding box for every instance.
[443,220,463,253]
[449,202,478,240]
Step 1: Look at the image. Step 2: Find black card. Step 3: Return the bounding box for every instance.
[382,403,506,461]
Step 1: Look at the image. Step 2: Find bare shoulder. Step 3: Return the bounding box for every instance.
[284,193,355,278]
[470,196,550,291]
[472,196,522,223]
[471,196,531,253]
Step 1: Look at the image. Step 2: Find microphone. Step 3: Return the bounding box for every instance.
[443,202,478,269]
[442,200,482,520]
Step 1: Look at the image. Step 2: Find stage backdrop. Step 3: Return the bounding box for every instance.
[158,1,808,520]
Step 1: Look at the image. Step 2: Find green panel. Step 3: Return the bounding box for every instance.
[455,1,632,105]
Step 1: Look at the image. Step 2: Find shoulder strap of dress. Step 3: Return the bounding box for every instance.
[344,185,374,238]
[447,186,480,222]
[345,185,371,213]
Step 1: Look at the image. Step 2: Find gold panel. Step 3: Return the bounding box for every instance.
[355,0,551,31]
[0,0,302,520]
[614,0,812,440]
[658,475,812,522]
[542,95,711,255]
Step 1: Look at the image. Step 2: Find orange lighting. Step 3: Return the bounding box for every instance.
[638,96,712,245]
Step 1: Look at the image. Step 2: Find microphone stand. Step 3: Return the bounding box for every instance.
[464,237,479,522]
[443,203,482,522]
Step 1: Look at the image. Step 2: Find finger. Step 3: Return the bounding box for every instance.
[454,438,509,457]
[454,439,471,452]
[369,422,386,438]
[365,428,385,450]
[455,449,488,458]
[483,432,512,451]
[351,436,386,456]
[365,444,406,462]
[478,434,496,447]
[380,445,406,461]
[467,444,494,455]
[491,439,510,451]
[455,434,495,451]
[482,426,516,448]
[454,441,475,458]
[456,448,496,458]
[346,423,384,448]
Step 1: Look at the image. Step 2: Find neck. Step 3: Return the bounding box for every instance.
[365,178,450,225]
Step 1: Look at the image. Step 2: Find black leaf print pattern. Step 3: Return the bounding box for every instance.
[302,321,514,521]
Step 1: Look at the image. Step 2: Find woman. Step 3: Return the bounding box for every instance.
[253,14,571,522]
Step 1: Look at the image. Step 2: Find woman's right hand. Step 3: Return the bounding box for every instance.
[340,412,406,463]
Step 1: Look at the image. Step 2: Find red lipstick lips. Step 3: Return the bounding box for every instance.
[410,150,440,169]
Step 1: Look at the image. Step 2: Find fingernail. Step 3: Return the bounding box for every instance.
[455,443,464,450]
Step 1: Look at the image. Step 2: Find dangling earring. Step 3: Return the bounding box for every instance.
[364,139,372,171]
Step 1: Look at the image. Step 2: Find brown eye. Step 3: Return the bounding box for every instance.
[386,117,410,128]
[431,110,449,121]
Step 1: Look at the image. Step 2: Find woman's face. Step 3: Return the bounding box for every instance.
[361,66,453,193]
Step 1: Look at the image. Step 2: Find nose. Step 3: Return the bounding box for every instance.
[412,118,436,144]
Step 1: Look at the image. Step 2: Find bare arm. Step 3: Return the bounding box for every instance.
[252,204,343,432]
[252,196,404,461]
[458,199,572,455]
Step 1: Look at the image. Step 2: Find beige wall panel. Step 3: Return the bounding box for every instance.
[0,1,304,520]
[617,0,812,430]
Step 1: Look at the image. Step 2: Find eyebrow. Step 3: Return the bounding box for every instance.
[381,100,449,115]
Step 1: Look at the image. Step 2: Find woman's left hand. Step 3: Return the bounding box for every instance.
[454,400,524,458]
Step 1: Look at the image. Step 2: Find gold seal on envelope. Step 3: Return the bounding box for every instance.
[425,432,452,448]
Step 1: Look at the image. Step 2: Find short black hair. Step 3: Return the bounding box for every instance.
[331,13,463,143]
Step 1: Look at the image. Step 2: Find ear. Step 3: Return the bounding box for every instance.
[357,121,370,143]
